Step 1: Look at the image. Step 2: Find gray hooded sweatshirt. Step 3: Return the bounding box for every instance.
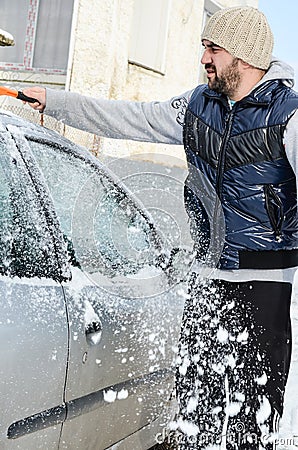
[44,59,298,282]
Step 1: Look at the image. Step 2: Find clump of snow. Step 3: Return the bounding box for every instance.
[192,353,201,363]
[158,344,165,357]
[255,373,268,385]
[187,396,198,414]
[103,389,117,403]
[226,354,236,369]
[177,288,190,299]
[179,419,200,436]
[115,347,128,353]
[212,363,225,374]
[236,329,249,343]
[127,265,162,279]
[102,386,130,403]
[149,333,156,342]
[234,392,245,402]
[256,396,271,424]
[212,406,222,415]
[84,300,100,326]
[117,389,128,400]
[217,326,229,342]
[227,402,242,416]
[179,355,190,376]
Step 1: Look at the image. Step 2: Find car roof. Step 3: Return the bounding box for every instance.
[0,109,160,240]
[0,108,126,184]
[0,108,95,159]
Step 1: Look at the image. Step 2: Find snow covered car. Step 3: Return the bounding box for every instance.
[0,110,186,449]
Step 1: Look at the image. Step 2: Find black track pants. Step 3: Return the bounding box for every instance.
[175,277,292,450]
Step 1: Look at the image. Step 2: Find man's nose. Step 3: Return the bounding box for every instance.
[201,49,212,65]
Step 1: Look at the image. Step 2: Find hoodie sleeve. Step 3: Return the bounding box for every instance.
[284,110,298,178]
[45,88,194,145]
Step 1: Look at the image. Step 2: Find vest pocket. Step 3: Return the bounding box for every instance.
[264,184,284,241]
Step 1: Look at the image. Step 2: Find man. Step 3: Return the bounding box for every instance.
[23,7,298,449]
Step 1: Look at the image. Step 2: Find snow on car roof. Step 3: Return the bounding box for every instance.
[0,109,157,232]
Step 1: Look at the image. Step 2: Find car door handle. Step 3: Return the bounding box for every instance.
[85,321,102,345]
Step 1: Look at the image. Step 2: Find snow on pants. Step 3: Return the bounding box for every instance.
[175,277,292,450]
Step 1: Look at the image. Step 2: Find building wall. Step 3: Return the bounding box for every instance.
[0,0,259,164]
[66,0,258,165]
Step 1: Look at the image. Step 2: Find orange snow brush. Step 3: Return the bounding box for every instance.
[0,86,40,104]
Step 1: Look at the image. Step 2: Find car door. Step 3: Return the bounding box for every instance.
[26,135,185,449]
[0,127,70,449]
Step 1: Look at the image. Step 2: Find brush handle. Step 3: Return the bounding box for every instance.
[17,91,40,104]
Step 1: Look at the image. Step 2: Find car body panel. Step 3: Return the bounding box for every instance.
[0,277,68,449]
[59,269,182,449]
[22,132,184,449]
[0,116,70,448]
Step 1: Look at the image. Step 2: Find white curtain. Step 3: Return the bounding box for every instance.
[33,0,74,70]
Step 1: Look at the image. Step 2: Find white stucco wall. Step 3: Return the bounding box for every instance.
[66,0,258,164]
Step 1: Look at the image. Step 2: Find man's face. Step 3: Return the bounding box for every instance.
[201,40,241,98]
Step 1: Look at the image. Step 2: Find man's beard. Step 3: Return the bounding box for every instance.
[206,58,241,97]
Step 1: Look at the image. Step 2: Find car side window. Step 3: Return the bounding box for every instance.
[0,136,63,279]
[28,140,160,277]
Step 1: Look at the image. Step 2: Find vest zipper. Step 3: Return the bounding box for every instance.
[215,109,235,199]
[205,108,235,267]
[264,184,284,241]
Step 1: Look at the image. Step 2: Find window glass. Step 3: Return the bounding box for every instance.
[0,0,74,72]
[0,0,29,64]
[129,0,171,74]
[28,140,160,277]
[33,0,74,70]
[0,136,62,279]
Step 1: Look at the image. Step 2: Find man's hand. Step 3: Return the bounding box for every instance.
[22,87,46,112]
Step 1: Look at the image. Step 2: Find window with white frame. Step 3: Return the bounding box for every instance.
[203,0,222,28]
[0,0,74,74]
[199,0,222,83]
[128,0,171,75]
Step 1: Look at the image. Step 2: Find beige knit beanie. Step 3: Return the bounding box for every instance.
[201,7,274,70]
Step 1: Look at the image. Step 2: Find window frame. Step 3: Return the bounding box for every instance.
[128,0,171,75]
[0,0,74,76]
[199,0,222,83]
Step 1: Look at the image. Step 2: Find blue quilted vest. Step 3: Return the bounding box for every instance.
[183,80,298,270]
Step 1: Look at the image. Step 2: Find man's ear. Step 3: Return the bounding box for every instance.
[239,59,266,76]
